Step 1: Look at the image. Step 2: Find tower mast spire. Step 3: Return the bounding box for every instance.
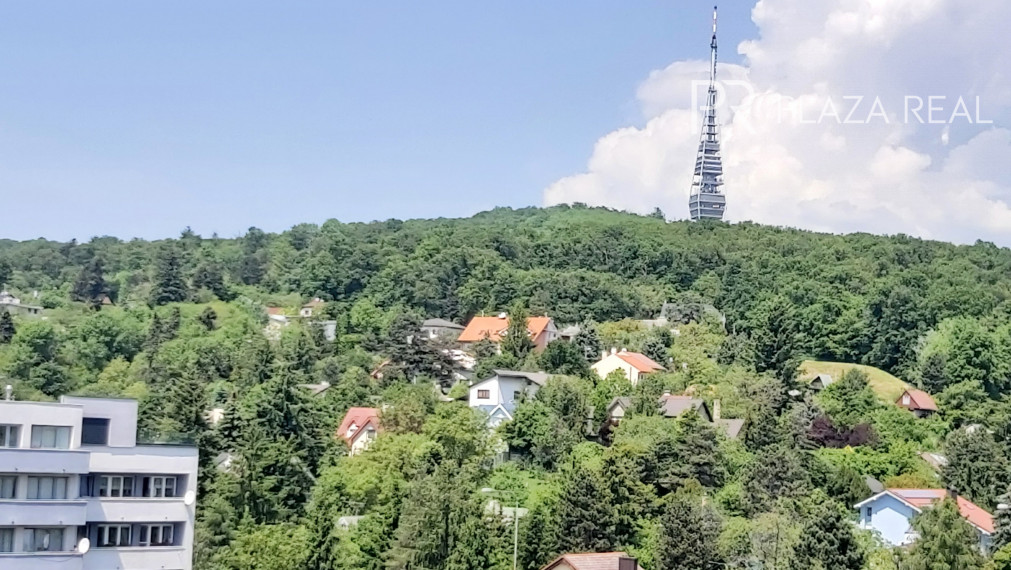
[688,5,727,222]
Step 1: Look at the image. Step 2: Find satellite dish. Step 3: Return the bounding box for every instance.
[78,538,91,554]
[183,490,196,506]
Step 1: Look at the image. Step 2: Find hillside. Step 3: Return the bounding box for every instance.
[798,360,911,402]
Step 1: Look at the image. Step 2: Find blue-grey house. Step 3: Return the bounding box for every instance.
[854,488,994,550]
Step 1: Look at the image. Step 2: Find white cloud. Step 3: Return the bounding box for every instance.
[543,0,1011,245]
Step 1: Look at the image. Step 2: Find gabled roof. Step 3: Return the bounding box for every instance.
[658,395,709,419]
[612,351,666,373]
[422,318,465,330]
[717,418,745,439]
[458,315,554,343]
[898,389,938,411]
[303,297,325,309]
[854,489,994,534]
[337,407,381,443]
[607,397,632,414]
[542,552,643,570]
[471,370,551,389]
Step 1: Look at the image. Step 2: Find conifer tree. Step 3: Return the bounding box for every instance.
[198,307,218,331]
[794,496,865,570]
[519,499,559,570]
[669,410,726,489]
[901,499,984,570]
[0,310,14,344]
[994,489,1011,550]
[71,257,109,309]
[573,320,603,363]
[555,465,617,553]
[150,244,188,306]
[501,302,535,360]
[656,489,723,570]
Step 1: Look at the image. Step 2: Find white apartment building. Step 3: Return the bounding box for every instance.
[0,395,198,570]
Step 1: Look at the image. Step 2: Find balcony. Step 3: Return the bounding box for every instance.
[0,499,88,526]
[84,545,189,569]
[0,448,90,475]
[86,497,191,523]
[0,552,83,570]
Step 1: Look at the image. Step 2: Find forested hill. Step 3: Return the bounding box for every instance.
[2,205,1009,378]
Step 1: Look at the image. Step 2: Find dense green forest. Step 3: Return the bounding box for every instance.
[4,205,1011,569]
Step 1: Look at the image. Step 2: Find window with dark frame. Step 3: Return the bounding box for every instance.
[81,418,110,445]
[477,390,490,399]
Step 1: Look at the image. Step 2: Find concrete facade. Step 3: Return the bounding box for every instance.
[0,396,198,570]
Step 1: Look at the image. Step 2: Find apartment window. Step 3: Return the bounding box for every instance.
[30,425,71,449]
[24,528,64,552]
[0,528,12,552]
[99,475,134,498]
[865,507,873,519]
[513,390,522,401]
[138,524,174,546]
[0,424,19,448]
[97,524,132,547]
[0,476,15,499]
[477,390,490,399]
[27,476,68,500]
[142,476,177,498]
[81,418,110,446]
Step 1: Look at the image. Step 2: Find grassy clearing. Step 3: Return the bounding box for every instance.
[798,360,911,402]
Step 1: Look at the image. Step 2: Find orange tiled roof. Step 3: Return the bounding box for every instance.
[889,489,994,533]
[615,351,665,373]
[898,389,938,411]
[337,407,381,443]
[458,316,552,343]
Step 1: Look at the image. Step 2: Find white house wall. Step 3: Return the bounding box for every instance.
[469,376,538,408]
[592,355,639,384]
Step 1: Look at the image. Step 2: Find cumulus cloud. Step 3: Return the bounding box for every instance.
[544,0,1011,244]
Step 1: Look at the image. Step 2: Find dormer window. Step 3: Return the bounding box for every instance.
[902,394,910,405]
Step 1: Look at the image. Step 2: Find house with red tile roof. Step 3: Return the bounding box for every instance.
[854,488,993,550]
[541,552,643,570]
[337,407,381,456]
[458,315,558,351]
[896,388,938,418]
[591,349,665,385]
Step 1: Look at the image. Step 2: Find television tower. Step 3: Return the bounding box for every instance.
[688,5,726,221]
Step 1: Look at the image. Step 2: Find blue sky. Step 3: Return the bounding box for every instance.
[0,1,757,241]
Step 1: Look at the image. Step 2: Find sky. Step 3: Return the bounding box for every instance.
[0,1,756,241]
[2,2,1009,245]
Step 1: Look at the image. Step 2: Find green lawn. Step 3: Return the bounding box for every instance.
[798,360,911,402]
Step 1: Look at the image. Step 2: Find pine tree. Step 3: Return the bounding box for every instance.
[794,497,865,570]
[192,260,232,301]
[518,499,559,570]
[573,320,603,363]
[71,257,109,309]
[668,410,725,489]
[0,258,11,288]
[501,302,535,360]
[942,427,1009,511]
[994,489,1011,550]
[901,499,984,570]
[601,449,657,546]
[0,310,14,344]
[151,244,188,305]
[656,490,723,570]
[555,465,617,553]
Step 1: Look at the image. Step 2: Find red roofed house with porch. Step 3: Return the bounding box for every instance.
[458,314,558,351]
[896,388,938,418]
[591,349,666,385]
[337,407,381,456]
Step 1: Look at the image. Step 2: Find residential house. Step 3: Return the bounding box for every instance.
[591,349,665,385]
[810,374,833,391]
[468,370,550,427]
[458,314,558,351]
[541,552,643,570]
[0,291,42,318]
[421,318,465,340]
[299,298,325,318]
[337,408,381,456]
[855,488,993,550]
[896,388,938,418]
[605,393,743,439]
[558,324,581,342]
[484,499,529,522]
[299,381,331,397]
[336,516,362,531]
[919,451,948,473]
[0,396,198,569]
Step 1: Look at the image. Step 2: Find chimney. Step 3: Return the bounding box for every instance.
[948,487,958,500]
[602,350,608,360]
[662,390,671,397]
[713,399,721,422]
[618,557,638,570]
[611,347,617,355]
